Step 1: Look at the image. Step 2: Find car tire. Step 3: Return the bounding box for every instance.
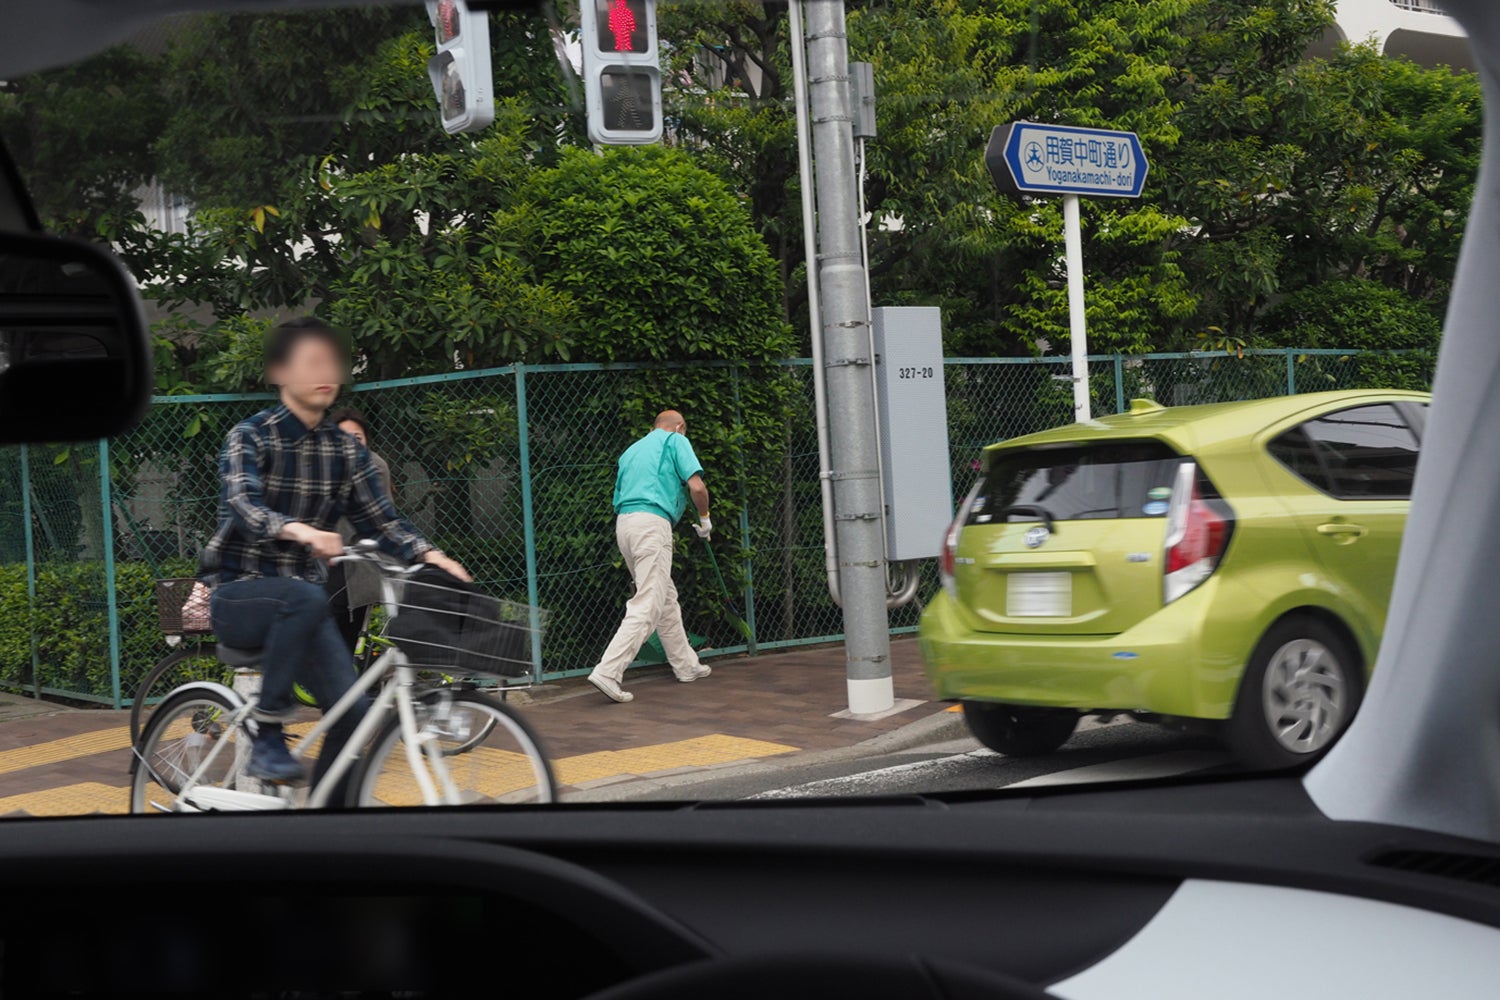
[962,702,1078,756]
[1227,616,1363,770]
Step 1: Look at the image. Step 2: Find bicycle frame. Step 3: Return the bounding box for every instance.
[155,644,472,810]
[145,544,504,811]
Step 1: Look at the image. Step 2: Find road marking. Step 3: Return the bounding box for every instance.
[753,746,1228,799]
[0,733,802,816]
[1000,750,1228,788]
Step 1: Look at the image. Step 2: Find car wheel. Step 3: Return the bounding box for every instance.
[1227,616,1362,770]
[961,702,1078,756]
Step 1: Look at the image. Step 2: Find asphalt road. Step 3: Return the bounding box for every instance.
[628,717,1237,801]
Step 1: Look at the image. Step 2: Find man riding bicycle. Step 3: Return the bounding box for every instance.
[197,317,471,788]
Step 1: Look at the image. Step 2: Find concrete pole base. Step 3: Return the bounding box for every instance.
[847,675,895,715]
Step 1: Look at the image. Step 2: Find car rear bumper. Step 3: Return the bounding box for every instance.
[918,588,1235,720]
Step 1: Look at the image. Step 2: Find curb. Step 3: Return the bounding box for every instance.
[563,704,968,803]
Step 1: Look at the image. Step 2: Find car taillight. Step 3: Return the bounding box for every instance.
[1163,461,1231,605]
[941,481,982,600]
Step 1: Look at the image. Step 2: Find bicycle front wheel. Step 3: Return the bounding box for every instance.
[130,687,245,813]
[351,689,556,808]
[130,642,228,746]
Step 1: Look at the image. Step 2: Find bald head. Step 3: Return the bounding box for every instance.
[655,410,686,434]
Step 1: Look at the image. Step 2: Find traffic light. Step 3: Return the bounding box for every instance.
[425,0,494,134]
[579,0,663,145]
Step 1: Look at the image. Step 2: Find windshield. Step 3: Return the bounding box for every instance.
[0,0,1473,815]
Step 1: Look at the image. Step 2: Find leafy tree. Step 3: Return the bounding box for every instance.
[497,145,793,362]
[0,45,168,238]
[153,7,435,208]
[1162,8,1481,340]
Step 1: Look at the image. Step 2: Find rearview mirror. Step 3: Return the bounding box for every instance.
[0,230,152,443]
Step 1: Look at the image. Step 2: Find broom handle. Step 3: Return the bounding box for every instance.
[702,535,734,603]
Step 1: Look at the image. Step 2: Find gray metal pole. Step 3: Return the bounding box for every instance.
[788,0,841,609]
[803,0,893,714]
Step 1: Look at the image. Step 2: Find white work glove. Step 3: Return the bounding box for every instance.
[693,515,712,540]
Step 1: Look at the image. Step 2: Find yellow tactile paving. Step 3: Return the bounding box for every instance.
[0,726,134,776]
[0,733,801,816]
[365,734,799,806]
[0,781,129,816]
[552,734,797,785]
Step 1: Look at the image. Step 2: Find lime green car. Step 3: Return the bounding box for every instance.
[920,389,1429,768]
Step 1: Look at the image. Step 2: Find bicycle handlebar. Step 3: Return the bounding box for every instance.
[334,539,422,576]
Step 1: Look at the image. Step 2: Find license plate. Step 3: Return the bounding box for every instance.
[1007,572,1072,617]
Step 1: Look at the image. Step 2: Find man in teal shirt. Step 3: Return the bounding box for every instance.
[589,409,713,702]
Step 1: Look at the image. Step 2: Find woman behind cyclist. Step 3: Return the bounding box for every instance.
[325,407,391,659]
[197,317,471,788]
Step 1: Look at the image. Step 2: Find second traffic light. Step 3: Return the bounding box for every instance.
[579,0,662,145]
[425,0,494,134]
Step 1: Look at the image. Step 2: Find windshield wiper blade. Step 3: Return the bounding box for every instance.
[998,504,1057,533]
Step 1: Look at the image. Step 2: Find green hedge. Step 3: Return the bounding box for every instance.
[0,559,194,701]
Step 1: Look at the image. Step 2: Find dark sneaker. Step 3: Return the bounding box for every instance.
[246,724,306,783]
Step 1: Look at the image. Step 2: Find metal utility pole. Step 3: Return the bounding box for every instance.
[800,0,893,714]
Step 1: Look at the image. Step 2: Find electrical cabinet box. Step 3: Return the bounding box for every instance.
[872,307,952,561]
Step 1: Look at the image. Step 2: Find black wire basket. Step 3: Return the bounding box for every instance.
[382,572,546,679]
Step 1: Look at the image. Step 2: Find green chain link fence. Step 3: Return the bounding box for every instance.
[0,347,1434,705]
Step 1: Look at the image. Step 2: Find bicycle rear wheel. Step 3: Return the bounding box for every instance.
[130,687,245,813]
[130,642,228,746]
[351,689,556,807]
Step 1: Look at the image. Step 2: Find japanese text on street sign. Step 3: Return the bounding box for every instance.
[987,122,1149,199]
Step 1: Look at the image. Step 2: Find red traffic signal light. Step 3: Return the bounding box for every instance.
[434,0,462,43]
[596,0,648,54]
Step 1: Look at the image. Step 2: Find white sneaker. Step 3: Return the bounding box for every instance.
[676,664,712,683]
[588,671,634,703]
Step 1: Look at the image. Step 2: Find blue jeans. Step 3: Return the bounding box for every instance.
[210,577,370,787]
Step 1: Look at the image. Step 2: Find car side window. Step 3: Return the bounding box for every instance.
[1275,403,1420,500]
[1267,425,1330,492]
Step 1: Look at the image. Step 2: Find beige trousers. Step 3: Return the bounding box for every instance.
[593,512,703,682]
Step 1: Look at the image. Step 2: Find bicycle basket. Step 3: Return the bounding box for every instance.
[383,567,545,679]
[156,578,213,635]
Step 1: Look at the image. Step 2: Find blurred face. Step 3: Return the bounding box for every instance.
[269,334,345,414]
[337,419,367,447]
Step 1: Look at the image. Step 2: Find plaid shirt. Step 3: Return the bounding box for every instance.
[198,404,432,586]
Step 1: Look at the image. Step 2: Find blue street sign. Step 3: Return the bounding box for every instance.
[985,121,1149,199]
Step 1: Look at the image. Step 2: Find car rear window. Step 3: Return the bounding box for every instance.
[968,441,1185,524]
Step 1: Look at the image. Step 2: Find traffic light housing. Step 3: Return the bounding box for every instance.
[579,0,663,145]
[425,0,494,134]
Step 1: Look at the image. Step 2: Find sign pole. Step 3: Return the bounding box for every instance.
[1062,193,1090,421]
[985,120,1149,425]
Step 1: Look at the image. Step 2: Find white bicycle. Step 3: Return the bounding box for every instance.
[130,543,556,812]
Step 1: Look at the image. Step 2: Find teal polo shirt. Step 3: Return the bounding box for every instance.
[613,429,704,523]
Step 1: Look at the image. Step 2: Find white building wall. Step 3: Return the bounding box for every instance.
[1332,0,1473,70]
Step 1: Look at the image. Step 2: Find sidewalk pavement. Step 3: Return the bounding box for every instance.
[0,637,957,816]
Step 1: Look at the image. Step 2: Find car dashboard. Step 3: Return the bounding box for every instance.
[2,775,1500,997]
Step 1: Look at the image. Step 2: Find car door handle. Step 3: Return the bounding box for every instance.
[1317,522,1368,541]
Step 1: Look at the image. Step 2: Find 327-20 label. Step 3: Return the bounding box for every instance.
[898,367,935,380]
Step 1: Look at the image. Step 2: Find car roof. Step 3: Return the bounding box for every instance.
[983,388,1432,457]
